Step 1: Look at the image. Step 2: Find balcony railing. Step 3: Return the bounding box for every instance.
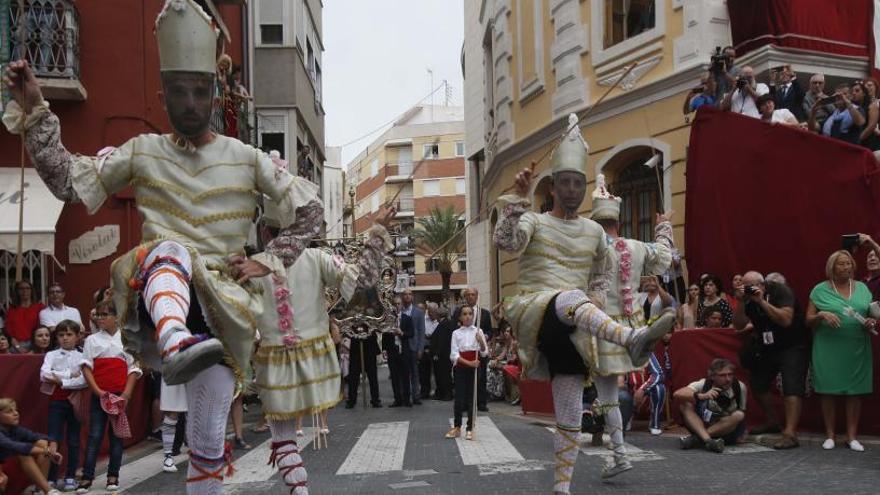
[396,197,414,212]
[8,0,79,79]
[211,92,255,146]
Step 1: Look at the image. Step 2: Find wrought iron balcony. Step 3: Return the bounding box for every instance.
[7,0,86,100]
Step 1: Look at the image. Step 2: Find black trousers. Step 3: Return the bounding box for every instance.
[389,350,412,404]
[434,357,453,400]
[348,340,380,405]
[453,366,476,430]
[419,347,433,398]
[478,356,489,408]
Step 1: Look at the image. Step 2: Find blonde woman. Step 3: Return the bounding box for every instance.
[806,250,875,452]
[678,284,700,329]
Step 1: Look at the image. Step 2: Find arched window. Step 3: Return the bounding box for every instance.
[606,148,662,242]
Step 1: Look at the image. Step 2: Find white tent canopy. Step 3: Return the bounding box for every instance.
[0,167,65,255]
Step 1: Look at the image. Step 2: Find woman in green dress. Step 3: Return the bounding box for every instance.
[806,250,876,452]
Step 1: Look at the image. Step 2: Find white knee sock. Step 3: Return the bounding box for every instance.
[551,375,583,495]
[185,365,234,495]
[162,416,178,455]
[268,419,309,495]
[142,241,193,356]
[555,290,638,346]
[595,375,626,461]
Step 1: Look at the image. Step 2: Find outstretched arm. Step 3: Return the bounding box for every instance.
[493,168,536,252]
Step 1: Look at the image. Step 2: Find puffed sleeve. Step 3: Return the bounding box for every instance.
[70,138,137,214]
[493,195,537,252]
[254,150,323,230]
[640,220,674,276]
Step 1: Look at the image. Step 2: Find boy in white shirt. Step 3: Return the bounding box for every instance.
[445,306,488,441]
[39,320,86,491]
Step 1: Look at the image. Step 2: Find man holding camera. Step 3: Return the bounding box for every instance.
[710,46,740,101]
[674,358,747,453]
[682,72,717,115]
[721,66,769,118]
[733,271,805,449]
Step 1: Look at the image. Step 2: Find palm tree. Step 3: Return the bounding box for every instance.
[410,205,464,304]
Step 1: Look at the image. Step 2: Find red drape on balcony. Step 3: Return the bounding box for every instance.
[685,107,880,305]
[727,0,880,79]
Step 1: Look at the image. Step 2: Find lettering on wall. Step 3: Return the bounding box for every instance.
[69,225,120,264]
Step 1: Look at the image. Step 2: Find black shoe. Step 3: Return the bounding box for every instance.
[170,449,181,456]
[679,435,702,450]
[371,402,383,408]
[345,402,355,409]
[704,438,725,453]
[478,406,489,412]
[147,429,162,442]
[413,400,423,405]
[389,402,402,408]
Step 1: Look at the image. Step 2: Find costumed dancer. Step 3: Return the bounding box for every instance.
[2,2,322,493]
[249,205,395,494]
[586,175,674,476]
[492,114,675,495]
[445,306,488,441]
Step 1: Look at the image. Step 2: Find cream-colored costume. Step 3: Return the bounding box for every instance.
[589,175,673,375]
[251,228,390,419]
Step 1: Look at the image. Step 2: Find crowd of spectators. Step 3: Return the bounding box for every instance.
[684,46,880,152]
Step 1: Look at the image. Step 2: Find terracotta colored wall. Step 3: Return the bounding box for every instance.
[0,1,245,316]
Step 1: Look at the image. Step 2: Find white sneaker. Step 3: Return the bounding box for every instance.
[601,458,633,479]
[162,454,178,472]
[296,429,305,437]
[847,439,865,452]
[649,428,662,436]
[822,438,835,450]
[320,427,330,435]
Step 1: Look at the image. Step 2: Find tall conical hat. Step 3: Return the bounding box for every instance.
[156,0,217,74]
[590,173,622,221]
[549,113,589,176]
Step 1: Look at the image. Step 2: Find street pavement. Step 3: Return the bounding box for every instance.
[94,371,880,495]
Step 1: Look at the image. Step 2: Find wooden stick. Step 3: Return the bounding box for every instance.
[14,0,26,282]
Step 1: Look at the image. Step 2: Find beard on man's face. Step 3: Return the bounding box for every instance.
[161,72,215,138]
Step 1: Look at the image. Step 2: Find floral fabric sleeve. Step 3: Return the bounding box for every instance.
[265,199,324,268]
[22,105,78,202]
[354,225,394,291]
[493,194,534,252]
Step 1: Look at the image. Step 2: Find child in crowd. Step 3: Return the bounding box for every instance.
[40,320,87,490]
[78,300,141,494]
[445,306,488,441]
[0,398,63,495]
[30,326,54,354]
[703,309,725,329]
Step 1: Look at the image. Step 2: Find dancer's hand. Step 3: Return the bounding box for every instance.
[3,60,44,114]
[376,205,396,229]
[514,168,533,197]
[228,255,272,283]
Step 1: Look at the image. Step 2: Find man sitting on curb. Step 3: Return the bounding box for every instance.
[674,358,747,453]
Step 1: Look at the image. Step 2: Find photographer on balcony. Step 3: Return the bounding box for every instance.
[682,72,717,115]
[809,83,866,144]
[733,271,806,450]
[709,46,740,101]
[721,66,769,119]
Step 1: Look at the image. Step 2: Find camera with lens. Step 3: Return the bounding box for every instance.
[710,46,726,73]
[743,285,758,296]
[714,393,732,410]
[735,76,749,89]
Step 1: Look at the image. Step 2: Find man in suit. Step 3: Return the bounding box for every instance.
[420,303,440,400]
[382,295,414,407]
[430,305,456,401]
[770,65,806,122]
[453,287,494,412]
[346,329,383,408]
[400,289,426,405]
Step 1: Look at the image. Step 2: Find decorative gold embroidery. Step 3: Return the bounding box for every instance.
[530,234,596,258]
[262,393,344,420]
[137,197,253,227]
[253,335,337,365]
[255,372,341,391]
[522,249,592,270]
[133,150,255,177]
[132,177,256,203]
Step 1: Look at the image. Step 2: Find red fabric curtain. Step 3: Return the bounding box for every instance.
[685,107,880,305]
[0,355,149,495]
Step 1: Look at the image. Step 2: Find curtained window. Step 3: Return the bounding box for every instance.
[604,0,656,49]
[611,161,661,242]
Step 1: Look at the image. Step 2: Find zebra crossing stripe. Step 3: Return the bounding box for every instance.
[451,416,524,465]
[225,428,317,485]
[336,421,410,475]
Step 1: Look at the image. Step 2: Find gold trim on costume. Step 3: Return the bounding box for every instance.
[137,197,253,227]
[133,151,255,177]
[133,177,256,203]
[262,393,344,420]
[255,372,341,391]
[530,234,596,258]
[522,249,592,270]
